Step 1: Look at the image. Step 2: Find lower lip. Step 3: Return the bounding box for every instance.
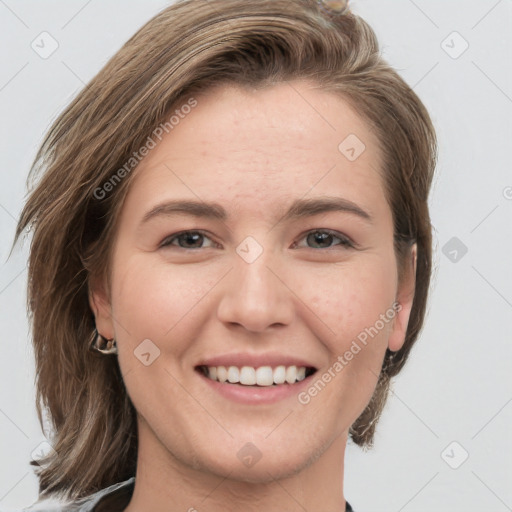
[197,369,316,405]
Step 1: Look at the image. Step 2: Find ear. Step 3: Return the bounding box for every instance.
[388,243,417,352]
[88,272,115,340]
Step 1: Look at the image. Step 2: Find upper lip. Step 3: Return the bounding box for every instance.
[196,352,317,369]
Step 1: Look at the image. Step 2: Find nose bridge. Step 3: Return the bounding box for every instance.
[216,236,293,331]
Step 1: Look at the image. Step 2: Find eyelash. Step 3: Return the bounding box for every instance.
[159,229,355,250]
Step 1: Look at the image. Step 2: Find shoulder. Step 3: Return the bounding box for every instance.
[20,477,135,512]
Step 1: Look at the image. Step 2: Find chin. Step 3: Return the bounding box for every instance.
[180,436,327,484]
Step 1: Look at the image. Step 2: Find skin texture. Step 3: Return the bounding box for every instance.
[90,80,416,511]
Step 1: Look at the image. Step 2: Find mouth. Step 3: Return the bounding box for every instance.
[195,364,317,387]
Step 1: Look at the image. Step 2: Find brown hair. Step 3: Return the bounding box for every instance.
[12,0,437,501]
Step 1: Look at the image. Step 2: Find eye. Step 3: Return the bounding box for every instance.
[159,229,355,251]
[294,229,354,250]
[159,230,217,250]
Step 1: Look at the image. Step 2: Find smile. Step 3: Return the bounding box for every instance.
[197,365,316,386]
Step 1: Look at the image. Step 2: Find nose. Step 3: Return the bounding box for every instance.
[216,249,294,333]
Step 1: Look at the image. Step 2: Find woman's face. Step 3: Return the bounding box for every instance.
[91,80,415,482]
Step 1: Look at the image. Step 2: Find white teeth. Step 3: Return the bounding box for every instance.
[240,366,256,385]
[202,364,312,386]
[216,366,228,383]
[273,365,286,385]
[255,366,274,386]
[227,366,239,383]
[285,365,297,384]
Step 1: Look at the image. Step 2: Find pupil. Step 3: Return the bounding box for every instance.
[183,233,201,247]
[311,232,331,248]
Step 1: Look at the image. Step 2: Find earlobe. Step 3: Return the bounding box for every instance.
[388,243,417,352]
[88,274,115,340]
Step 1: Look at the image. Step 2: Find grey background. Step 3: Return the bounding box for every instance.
[1,1,511,511]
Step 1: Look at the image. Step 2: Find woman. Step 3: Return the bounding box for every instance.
[13,0,437,510]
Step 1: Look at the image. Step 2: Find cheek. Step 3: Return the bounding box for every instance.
[299,262,397,424]
[109,253,225,358]
[306,254,398,347]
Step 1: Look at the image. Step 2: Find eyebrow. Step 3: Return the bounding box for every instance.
[140,196,372,225]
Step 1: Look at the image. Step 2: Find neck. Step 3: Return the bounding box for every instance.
[124,420,348,512]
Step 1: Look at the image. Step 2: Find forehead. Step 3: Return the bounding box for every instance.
[124,80,386,221]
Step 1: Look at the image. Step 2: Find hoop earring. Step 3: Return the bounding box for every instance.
[90,329,118,355]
